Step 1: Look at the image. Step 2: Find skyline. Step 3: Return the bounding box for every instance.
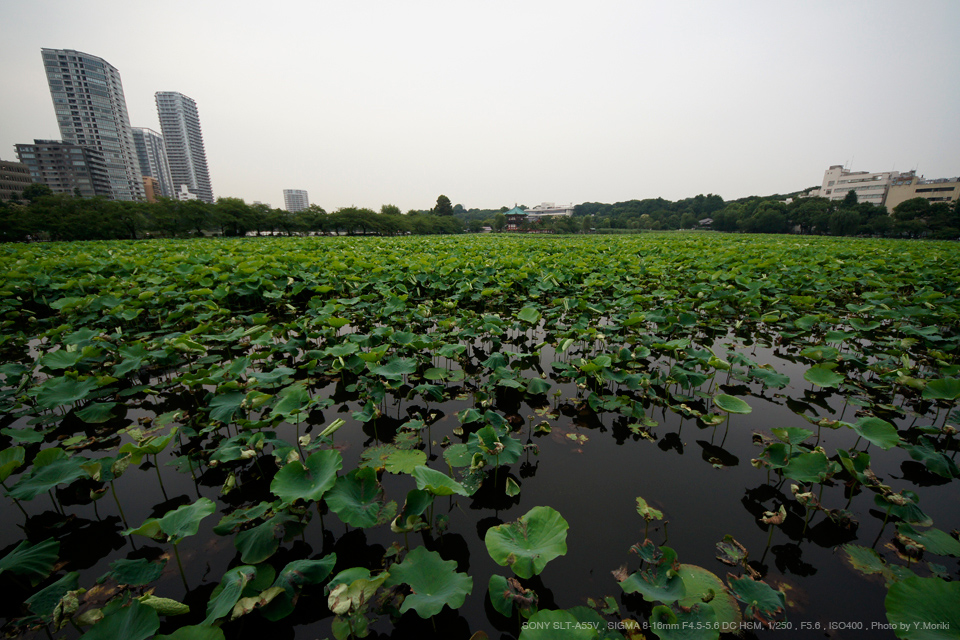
[2,0,959,212]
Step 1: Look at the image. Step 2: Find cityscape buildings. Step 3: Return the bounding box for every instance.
[40,48,144,201]
[0,160,33,201]
[155,92,213,204]
[817,165,899,207]
[15,140,113,198]
[283,189,309,212]
[132,128,174,200]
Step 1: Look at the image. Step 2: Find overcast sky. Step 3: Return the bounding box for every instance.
[2,0,958,212]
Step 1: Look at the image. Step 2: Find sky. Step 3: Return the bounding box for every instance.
[2,0,959,212]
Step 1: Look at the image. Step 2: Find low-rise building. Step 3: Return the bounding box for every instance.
[885,175,960,213]
[0,160,34,200]
[15,140,113,198]
[524,202,575,221]
[818,165,899,206]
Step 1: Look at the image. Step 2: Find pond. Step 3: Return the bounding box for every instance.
[0,234,958,640]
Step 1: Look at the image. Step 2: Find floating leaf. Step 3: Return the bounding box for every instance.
[636,496,664,521]
[921,378,960,401]
[106,558,167,586]
[412,465,471,497]
[619,546,685,604]
[326,467,396,528]
[385,546,473,618]
[81,599,159,640]
[715,535,748,567]
[485,506,569,579]
[677,564,741,628]
[896,524,960,557]
[770,427,813,446]
[383,449,427,474]
[850,417,900,450]
[727,576,786,625]
[804,366,844,388]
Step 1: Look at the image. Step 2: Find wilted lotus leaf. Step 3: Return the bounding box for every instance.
[619,545,685,604]
[726,575,787,626]
[636,496,664,522]
[761,505,787,526]
[488,574,538,618]
[715,535,748,567]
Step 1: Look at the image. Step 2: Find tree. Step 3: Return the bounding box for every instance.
[493,213,506,232]
[841,190,858,208]
[433,195,453,217]
[381,204,402,216]
[21,183,53,202]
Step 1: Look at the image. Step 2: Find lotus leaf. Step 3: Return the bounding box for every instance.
[782,451,835,484]
[726,576,786,625]
[850,417,900,450]
[0,446,25,483]
[234,513,294,564]
[649,603,719,640]
[25,570,79,617]
[921,378,960,401]
[204,565,258,624]
[8,452,89,500]
[271,449,343,504]
[486,506,569,579]
[896,524,960,557]
[383,449,427,474]
[35,376,99,409]
[770,427,813,446]
[138,594,190,616]
[636,496,664,521]
[261,555,337,621]
[885,576,960,640]
[155,625,226,640]
[384,546,473,618]
[619,545,685,604]
[326,467,397,528]
[106,557,167,586]
[123,497,216,544]
[677,564,741,628]
[713,394,752,414]
[81,599,160,640]
[412,465,471,496]
[803,366,844,388]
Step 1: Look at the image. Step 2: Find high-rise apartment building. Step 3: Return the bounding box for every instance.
[40,48,144,201]
[155,92,213,204]
[132,128,174,199]
[0,160,34,201]
[15,140,113,198]
[283,189,309,212]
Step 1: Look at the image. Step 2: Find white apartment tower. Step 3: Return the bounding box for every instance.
[132,128,175,199]
[818,165,899,206]
[155,91,213,204]
[41,48,144,201]
[283,189,310,212]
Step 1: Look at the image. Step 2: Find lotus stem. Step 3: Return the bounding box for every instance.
[153,454,169,501]
[872,505,892,548]
[48,490,62,515]
[173,543,189,591]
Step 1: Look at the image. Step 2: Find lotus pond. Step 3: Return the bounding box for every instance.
[1,233,959,640]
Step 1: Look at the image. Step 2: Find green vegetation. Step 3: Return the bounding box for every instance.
[0,234,958,639]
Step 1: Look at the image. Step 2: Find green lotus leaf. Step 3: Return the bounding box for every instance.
[526,378,552,395]
[272,382,312,419]
[0,537,59,586]
[234,514,292,564]
[467,425,523,467]
[35,376,99,409]
[619,546,685,604]
[203,565,257,624]
[25,570,79,617]
[124,497,216,544]
[443,443,472,468]
[76,402,118,424]
[803,366,844,388]
[921,378,960,401]
[270,449,343,505]
[1,427,44,444]
[261,555,337,621]
[900,438,960,479]
[750,367,790,389]
[488,574,519,618]
[326,467,397,528]
[0,446,26,483]
[208,391,246,423]
[874,493,933,527]
[770,427,813,446]
[105,557,167,586]
[782,450,835,484]
[368,357,418,379]
[384,546,472,618]
[40,349,85,371]
[81,599,160,640]
[650,603,719,640]
[137,594,190,616]
[485,506,569,579]
[726,576,786,625]
[412,465,471,497]
[896,524,960,557]
[8,452,89,501]
[850,417,900,450]
[714,394,752,414]
[517,307,542,325]
[885,576,960,640]
[154,625,226,640]
[518,609,598,640]
[383,449,427,474]
[677,564,741,628]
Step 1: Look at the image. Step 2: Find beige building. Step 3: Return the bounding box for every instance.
[1,160,34,201]
[885,176,960,213]
[818,165,899,206]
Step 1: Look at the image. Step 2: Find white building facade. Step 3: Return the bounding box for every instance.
[818,165,899,206]
[283,189,309,212]
[132,128,175,199]
[523,202,575,222]
[41,48,144,201]
[156,91,214,204]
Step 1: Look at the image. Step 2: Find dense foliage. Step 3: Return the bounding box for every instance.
[1,234,958,639]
